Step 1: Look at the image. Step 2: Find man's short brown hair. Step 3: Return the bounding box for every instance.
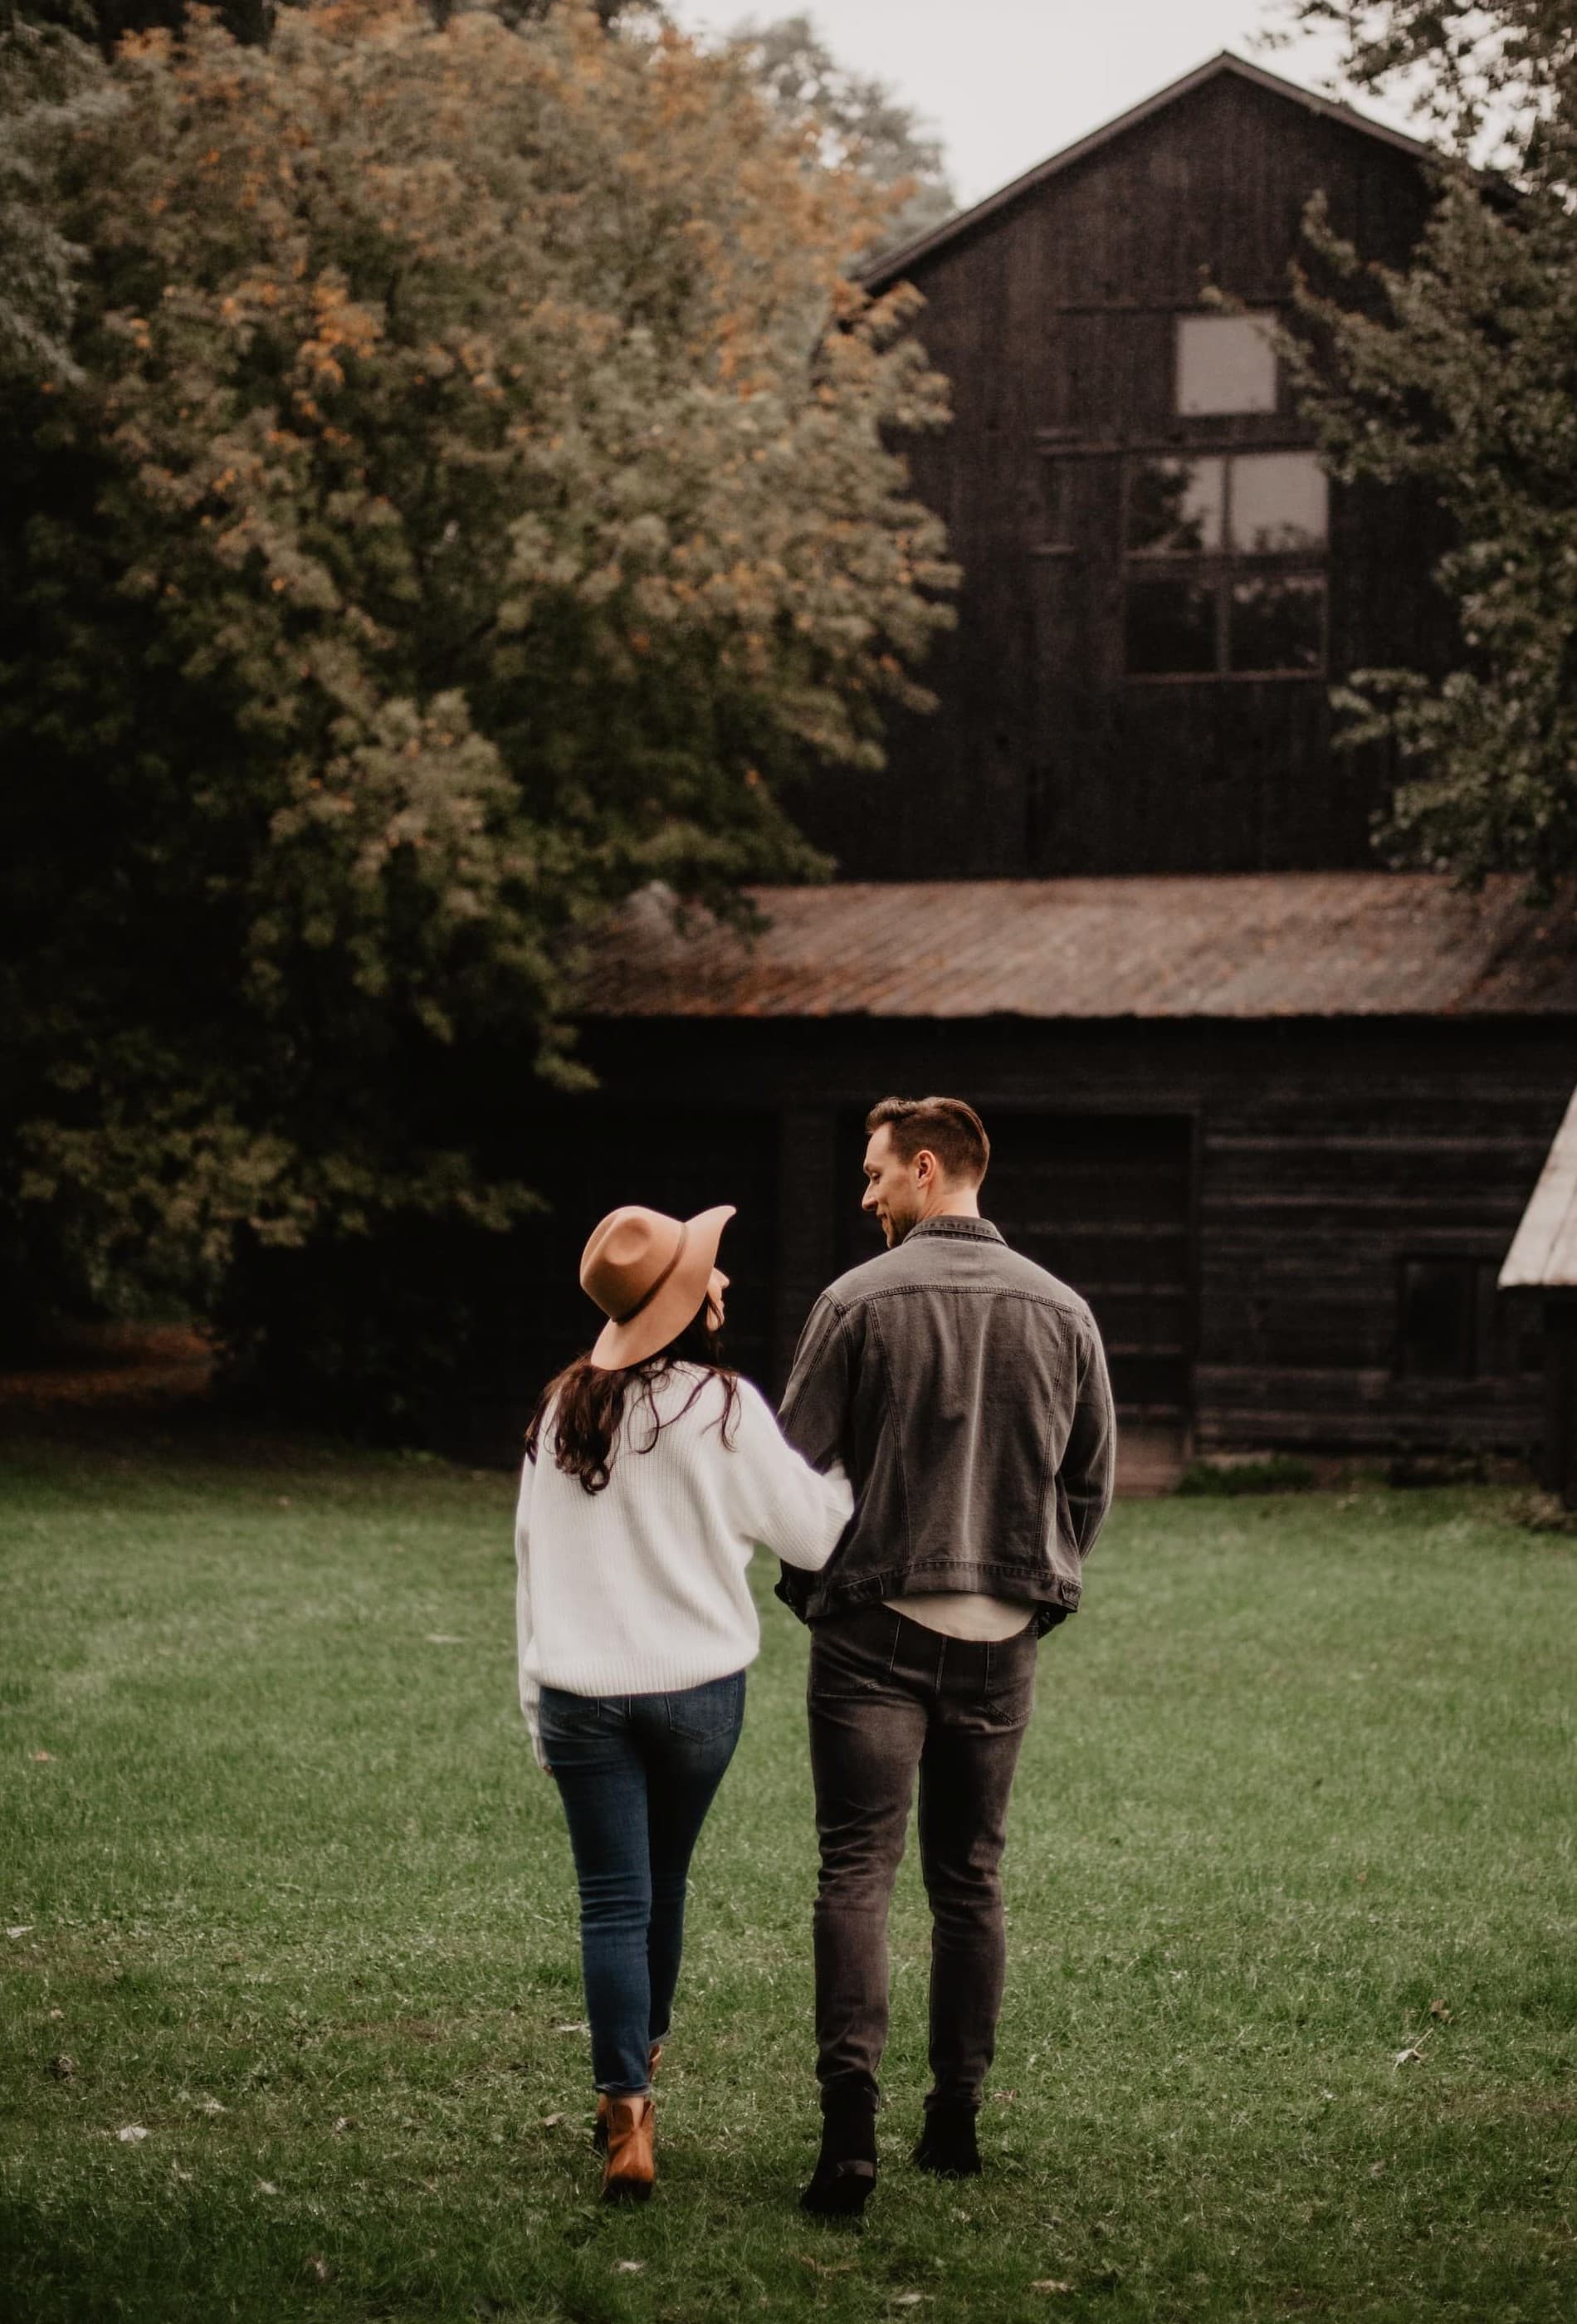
[865,1095,990,1187]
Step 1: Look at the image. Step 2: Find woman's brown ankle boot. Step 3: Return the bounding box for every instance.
[593,2045,662,2156]
[601,2093,655,2202]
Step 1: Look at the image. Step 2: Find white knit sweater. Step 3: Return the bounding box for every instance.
[515,1365,852,1761]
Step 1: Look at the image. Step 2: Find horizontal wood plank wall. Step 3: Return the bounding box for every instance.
[775,1107,840,1386]
[548,1015,1576,1455]
[797,73,1448,882]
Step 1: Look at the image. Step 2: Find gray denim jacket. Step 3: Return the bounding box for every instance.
[775,1216,1116,1635]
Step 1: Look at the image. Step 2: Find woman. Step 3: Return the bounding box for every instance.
[515,1201,852,2202]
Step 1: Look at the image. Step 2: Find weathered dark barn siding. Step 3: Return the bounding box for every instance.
[472,65,1565,1477]
[481,1015,1573,1464]
[794,66,1449,881]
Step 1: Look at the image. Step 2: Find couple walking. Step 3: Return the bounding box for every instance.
[514,1095,1116,2211]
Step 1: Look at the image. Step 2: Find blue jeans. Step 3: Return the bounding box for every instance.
[540,1670,746,2096]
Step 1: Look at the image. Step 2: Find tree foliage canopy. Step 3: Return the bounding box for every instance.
[1284,2,1577,159]
[1279,1,1577,889]
[0,0,954,1331]
[0,12,112,381]
[730,12,958,254]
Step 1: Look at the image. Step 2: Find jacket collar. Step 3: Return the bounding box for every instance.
[904,1216,1005,1246]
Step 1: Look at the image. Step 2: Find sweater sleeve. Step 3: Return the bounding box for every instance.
[513,1456,547,1768]
[730,1379,853,1571]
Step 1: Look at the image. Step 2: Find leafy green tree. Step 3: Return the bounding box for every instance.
[732,12,958,255]
[0,0,954,1374]
[7,0,635,58]
[1278,2,1577,889]
[1281,2,1576,154]
[0,12,112,382]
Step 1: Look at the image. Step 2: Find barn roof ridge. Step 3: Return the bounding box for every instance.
[862,49,1439,288]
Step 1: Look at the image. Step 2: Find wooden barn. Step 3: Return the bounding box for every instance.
[483,53,1577,1476]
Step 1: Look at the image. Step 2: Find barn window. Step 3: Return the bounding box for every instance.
[1397,1257,1540,1379]
[1231,452,1327,551]
[1231,573,1326,673]
[1124,451,1328,678]
[1176,313,1278,415]
[1127,456,1225,555]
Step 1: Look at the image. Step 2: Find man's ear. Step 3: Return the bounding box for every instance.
[914,1147,938,1186]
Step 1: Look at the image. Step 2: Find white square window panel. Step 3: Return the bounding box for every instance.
[1176,312,1278,416]
[1229,452,1329,553]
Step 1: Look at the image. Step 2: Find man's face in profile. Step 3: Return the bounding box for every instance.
[862,1125,925,1247]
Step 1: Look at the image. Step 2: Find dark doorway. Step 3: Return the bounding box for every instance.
[837,1109,1194,1428]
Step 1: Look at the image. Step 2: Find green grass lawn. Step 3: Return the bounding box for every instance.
[2,1433,1574,2323]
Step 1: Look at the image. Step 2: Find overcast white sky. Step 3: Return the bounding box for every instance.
[666,0,1427,207]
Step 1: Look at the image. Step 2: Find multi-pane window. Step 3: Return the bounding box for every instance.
[1176,312,1278,416]
[1125,451,1329,678]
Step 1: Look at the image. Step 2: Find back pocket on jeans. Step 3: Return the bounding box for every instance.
[665,1671,745,1741]
[980,1637,1038,1726]
[537,1687,605,1744]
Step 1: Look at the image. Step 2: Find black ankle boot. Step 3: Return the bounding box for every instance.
[799,2090,878,2219]
[913,2098,981,2178]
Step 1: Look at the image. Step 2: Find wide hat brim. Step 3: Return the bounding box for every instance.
[588,1205,736,1370]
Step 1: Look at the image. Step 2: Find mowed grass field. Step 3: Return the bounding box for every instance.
[2,1433,1574,2324]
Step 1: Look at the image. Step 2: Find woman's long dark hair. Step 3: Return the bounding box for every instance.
[524,1308,742,1494]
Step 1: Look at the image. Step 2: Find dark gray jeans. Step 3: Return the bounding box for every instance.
[807,1603,1037,2112]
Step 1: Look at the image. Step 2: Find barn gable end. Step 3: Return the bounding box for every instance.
[792,56,1448,883]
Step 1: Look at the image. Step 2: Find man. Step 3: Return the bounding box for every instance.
[778,1095,1116,2217]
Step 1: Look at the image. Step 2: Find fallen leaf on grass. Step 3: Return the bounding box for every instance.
[29,1750,52,1762]
[256,2180,279,2195]
[540,2112,568,2127]
[1429,1998,1452,2022]
[46,2055,75,2081]
[1031,2284,1074,2297]
[117,2126,148,2143]
[553,2022,588,2036]
[798,2254,857,2278]
[891,2298,927,2309]
[332,2116,355,2134]
[197,2097,227,2115]
[6,1926,34,1940]
[613,2259,644,2273]
[990,2088,1017,2104]
[425,1633,463,1646]
[303,2256,334,2282]
[1393,2029,1433,2069]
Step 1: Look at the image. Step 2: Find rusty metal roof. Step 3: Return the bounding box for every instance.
[578,875,1577,1022]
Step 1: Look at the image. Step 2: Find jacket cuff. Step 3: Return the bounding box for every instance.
[774,1565,813,1625]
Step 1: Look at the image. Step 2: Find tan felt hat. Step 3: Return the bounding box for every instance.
[579,1204,736,1371]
